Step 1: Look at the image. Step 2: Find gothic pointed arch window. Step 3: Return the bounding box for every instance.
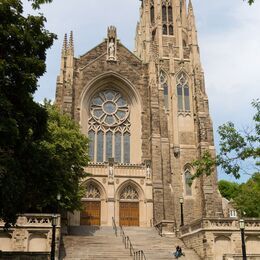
[162,3,174,35]
[159,70,169,110]
[150,1,155,24]
[177,72,190,112]
[88,89,130,163]
[120,185,139,200]
[85,183,101,199]
[184,166,193,196]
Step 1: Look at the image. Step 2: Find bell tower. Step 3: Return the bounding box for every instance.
[135,0,223,224]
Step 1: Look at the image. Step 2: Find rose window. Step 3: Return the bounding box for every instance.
[88,89,131,164]
[90,90,129,127]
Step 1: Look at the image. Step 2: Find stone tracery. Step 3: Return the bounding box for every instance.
[120,185,139,200]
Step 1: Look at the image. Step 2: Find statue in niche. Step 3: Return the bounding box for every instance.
[107,26,117,61]
[146,165,152,179]
[108,39,115,59]
[108,165,114,180]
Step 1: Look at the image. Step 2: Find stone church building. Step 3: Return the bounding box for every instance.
[53,0,260,258]
[56,0,222,228]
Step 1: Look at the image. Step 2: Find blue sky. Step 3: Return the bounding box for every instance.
[22,0,260,182]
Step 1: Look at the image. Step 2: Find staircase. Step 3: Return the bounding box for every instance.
[123,227,201,260]
[60,226,132,259]
[60,226,201,260]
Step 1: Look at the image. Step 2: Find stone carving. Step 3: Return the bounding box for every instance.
[120,185,139,200]
[199,119,207,142]
[107,26,117,61]
[85,184,101,199]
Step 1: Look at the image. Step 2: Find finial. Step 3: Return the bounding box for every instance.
[68,31,74,54]
[62,33,67,56]
[188,0,193,10]
[107,26,117,40]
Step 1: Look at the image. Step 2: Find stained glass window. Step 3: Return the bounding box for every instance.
[88,89,131,163]
[177,73,190,112]
[184,169,192,196]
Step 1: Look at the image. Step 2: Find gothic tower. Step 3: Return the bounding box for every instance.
[55,0,223,228]
[135,0,223,224]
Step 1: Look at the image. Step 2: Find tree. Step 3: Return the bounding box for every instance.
[218,180,240,200]
[0,0,89,225]
[218,174,260,217]
[0,0,55,224]
[193,100,260,179]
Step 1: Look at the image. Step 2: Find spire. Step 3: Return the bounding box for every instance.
[68,31,74,55]
[62,33,67,56]
[188,0,193,13]
[180,0,187,27]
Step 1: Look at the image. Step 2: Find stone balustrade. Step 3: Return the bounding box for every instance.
[0,214,60,256]
[86,162,147,178]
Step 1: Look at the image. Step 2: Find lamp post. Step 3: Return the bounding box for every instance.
[239,219,247,260]
[51,214,58,260]
[179,197,184,226]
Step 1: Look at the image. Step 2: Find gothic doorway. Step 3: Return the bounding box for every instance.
[119,185,139,226]
[80,183,101,226]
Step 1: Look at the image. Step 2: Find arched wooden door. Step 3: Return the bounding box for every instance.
[80,183,101,226]
[119,185,139,226]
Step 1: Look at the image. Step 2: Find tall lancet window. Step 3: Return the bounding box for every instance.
[88,90,130,163]
[184,166,193,196]
[177,72,190,112]
[162,2,174,35]
[150,1,155,24]
[160,70,169,110]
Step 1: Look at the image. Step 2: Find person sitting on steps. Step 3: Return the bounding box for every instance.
[173,245,185,258]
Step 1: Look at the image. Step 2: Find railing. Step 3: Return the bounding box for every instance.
[112,217,117,237]
[119,224,147,260]
[134,250,147,260]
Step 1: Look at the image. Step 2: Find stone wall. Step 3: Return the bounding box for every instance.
[0,252,49,260]
[179,218,260,260]
[0,214,60,257]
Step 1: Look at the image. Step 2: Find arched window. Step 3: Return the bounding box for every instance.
[168,6,173,22]
[120,185,139,200]
[162,4,174,35]
[150,4,155,24]
[169,25,174,35]
[88,89,130,163]
[184,167,192,196]
[162,5,167,22]
[85,183,101,199]
[177,72,190,112]
[159,70,169,110]
[162,24,167,35]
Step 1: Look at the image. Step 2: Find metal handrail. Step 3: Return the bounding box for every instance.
[119,225,147,260]
[134,250,147,260]
[112,217,117,237]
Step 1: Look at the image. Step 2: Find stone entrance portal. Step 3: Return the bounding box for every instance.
[119,184,139,226]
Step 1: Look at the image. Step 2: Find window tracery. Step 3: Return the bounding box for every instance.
[162,2,174,36]
[88,89,130,163]
[85,183,101,199]
[120,185,139,200]
[184,168,192,196]
[160,70,169,110]
[177,72,190,113]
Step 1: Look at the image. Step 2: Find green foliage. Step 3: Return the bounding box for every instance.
[218,180,240,200]
[0,0,55,224]
[193,100,260,179]
[234,173,260,217]
[219,174,260,217]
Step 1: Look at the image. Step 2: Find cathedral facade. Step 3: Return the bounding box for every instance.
[55,0,223,228]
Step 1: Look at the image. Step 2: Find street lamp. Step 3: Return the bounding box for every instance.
[51,214,58,260]
[239,219,247,260]
[179,197,184,226]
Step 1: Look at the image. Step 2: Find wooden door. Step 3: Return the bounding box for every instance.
[80,201,101,225]
[119,202,139,226]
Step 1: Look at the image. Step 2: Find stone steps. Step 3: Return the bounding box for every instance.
[123,227,201,260]
[60,226,201,260]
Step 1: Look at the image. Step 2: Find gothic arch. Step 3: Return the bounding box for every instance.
[80,72,143,164]
[115,180,145,202]
[81,178,107,200]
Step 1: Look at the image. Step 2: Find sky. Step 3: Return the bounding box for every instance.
[22,0,260,182]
